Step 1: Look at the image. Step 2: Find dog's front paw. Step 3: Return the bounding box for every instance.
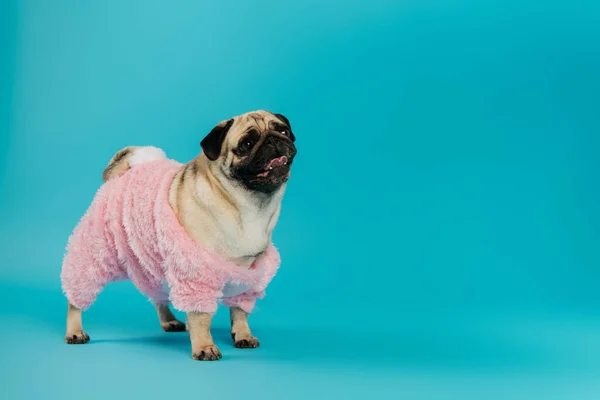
[161,320,186,332]
[233,333,260,349]
[192,345,222,361]
[65,331,90,344]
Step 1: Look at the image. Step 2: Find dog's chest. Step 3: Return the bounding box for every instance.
[173,172,283,262]
[220,211,273,258]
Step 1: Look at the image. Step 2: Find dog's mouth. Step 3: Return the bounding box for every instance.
[256,156,289,178]
[234,152,294,194]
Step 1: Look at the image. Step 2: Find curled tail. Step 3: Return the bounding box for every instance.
[102,146,166,182]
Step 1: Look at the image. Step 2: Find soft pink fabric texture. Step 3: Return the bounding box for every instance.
[60,158,281,314]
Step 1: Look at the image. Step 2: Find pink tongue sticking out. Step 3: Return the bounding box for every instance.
[257,156,288,177]
[266,156,288,169]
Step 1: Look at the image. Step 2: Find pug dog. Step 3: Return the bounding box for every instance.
[61,110,297,360]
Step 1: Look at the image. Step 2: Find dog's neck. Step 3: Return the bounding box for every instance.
[169,155,285,267]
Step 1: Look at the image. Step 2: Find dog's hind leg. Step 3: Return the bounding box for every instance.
[155,302,186,332]
[138,281,185,332]
[62,273,106,345]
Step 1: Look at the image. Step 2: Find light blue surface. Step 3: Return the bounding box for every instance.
[1,1,600,399]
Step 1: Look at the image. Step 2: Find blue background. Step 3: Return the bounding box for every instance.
[1,0,599,398]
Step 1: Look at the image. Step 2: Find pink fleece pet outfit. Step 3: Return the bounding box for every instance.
[60,150,281,314]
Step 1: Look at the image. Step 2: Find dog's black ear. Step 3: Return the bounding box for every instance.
[200,118,234,161]
[273,113,291,130]
[272,113,295,141]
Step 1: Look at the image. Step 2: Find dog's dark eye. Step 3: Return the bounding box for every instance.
[235,129,260,156]
[239,138,255,153]
[273,123,292,138]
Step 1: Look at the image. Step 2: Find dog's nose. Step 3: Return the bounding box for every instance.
[265,136,282,153]
[265,136,276,148]
[265,135,290,154]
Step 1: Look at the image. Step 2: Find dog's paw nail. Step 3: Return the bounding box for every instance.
[65,331,90,344]
[192,345,222,361]
[162,320,186,332]
[234,336,260,349]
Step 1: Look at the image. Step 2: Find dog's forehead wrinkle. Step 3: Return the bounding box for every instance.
[225,152,234,167]
[244,112,272,131]
[257,118,267,132]
[249,116,260,128]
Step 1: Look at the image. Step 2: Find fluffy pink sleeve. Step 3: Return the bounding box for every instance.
[221,245,281,313]
[168,276,225,314]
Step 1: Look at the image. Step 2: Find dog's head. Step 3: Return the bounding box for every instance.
[200,110,297,194]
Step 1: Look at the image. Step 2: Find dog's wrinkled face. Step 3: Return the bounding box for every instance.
[200,110,297,194]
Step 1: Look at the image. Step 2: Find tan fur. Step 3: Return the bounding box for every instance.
[102,146,137,182]
[156,303,186,332]
[188,312,221,361]
[65,302,89,344]
[230,306,259,348]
